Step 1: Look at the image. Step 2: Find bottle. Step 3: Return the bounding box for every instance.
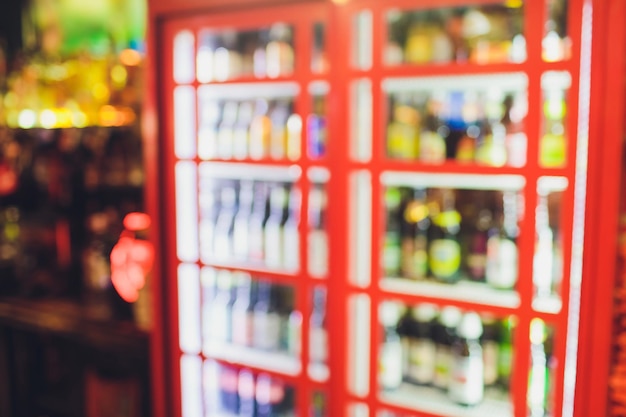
[277,285,295,352]
[309,286,328,365]
[307,95,327,159]
[196,32,216,83]
[501,94,527,167]
[211,269,235,345]
[528,318,549,417]
[466,207,491,282]
[407,304,438,385]
[287,306,302,357]
[269,101,290,160]
[82,212,114,320]
[498,316,515,389]
[432,306,463,390]
[231,273,256,347]
[198,100,221,160]
[238,368,256,417]
[383,187,403,277]
[533,193,554,298]
[214,31,242,81]
[249,99,272,160]
[308,184,328,278]
[311,23,329,73]
[233,101,254,160]
[449,312,484,406]
[253,281,282,351]
[386,99,419,160]
[217,101,238,160]
[253,30,269,78]
[455,125,479,163]
[266,23,294,78]
[486,191,519,290]
[286,109,303,161]
[539,88,566,167]
[428,190,462,283]
[256,373,294,417]
[233,180,254,261]
[481,315,501,387]
[201,268,218,349]
[419,111,447,164]
[404,14,432,64]
[199,181,221,263]
[310,391,327,417]
[248,182,270,263]
[395,306,413,382]
[213,182,238,261]
[402,187,430,280]
[379,302,403,391]
[264,183,289,269]
[283,185,301,272]
[475,122,507,167]
[219,364,240,414]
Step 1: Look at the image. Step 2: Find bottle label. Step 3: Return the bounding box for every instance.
[498,344,513,382]
[408,339,436,384]
[308,230,328,278]
[211,304,231,344]
[483,340,500,386]
[232,308,253,347]
[233,128,249,160]
[429,239,461,280]
[383,232,402,276]
[309,326,328,363]
[419,131,446,163]
[433,345,452,389]
[217,128,234,159]
[379,340,403,390]
[411,235,429,279]
[254,312,282,351]
[449,354,484,405]
[486,236,518,289]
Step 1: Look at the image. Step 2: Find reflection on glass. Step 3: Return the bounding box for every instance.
[543,0,571,62]
[533,178,566,311]
[381,186,523,291]
[385,3,525,66]
[540,72,571,168]
[384,75,528,166]
[195,24,294,82]
[378,300,515,409]
[312,22,329,73]
[528,319,557,416]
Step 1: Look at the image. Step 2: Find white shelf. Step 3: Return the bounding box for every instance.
[380,384,512,417]
[203,343,301,376]
[381,277,520,309]
[533,295,563,314]
[308,363,330,382]
[380,171,526,191]
[198,81,300,100]
[199,162,302,182]
[382,72,528,94]
[198,258,299,276]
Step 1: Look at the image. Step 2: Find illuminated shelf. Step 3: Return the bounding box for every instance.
[380,171,526,191]
[308,363,330,383]
[380,384,512,417]
[198,259,299,278]
[198,162,302,182]
[197,81,300,100]
[533,295,563,314]
[382,72,528,94]
[380,277,520,309]
[204,343,301,376]
[379,161,527,177]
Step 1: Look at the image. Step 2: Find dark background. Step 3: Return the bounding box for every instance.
[0,0,24,64]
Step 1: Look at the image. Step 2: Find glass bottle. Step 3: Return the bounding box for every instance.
[308,184,328,278]
[232,180,254,261]
[432,306,462,390]
[248,181,270,263]
[379,302,403,391]
[269,101,289,160]
[233,101,254,160]
[407,304,438,385]
[217,101,238,160]
[264,183,289,269]
[419,111,447,164]
[283,185,301,272]
[211,269,235,345]
[249,99,272,160]
[238,368,256,417]
[383,187,403,277]
[486,191,519,290]
[481,315,501,387]
[309,286,328,366]
[213,181,238,261]
[386,97,419,160]
[428,189,462,283]
[449,312,484,406]
[402,187,430,280]
[253,281,282,351]
[286,107,303,161]
[307,95,327,159]
[231,272,256,347]
[266,23,294,78]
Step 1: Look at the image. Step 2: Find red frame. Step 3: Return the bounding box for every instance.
[142,0,625,416]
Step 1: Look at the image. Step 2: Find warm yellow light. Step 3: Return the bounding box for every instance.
[72,111,88,128]
[92,83,110,102]
[6,111,19,128]
[120,49,142,67]
[56,109,73,128]
[99,105,120,126]
[40,109,57,129]
[504,0,523,7]
[111,64,128,88]
[18,110,37,129]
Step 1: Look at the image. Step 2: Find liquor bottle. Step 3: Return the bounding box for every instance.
[449,312,484,406]
[498,316,515,389]
[308,184,328,278]
[248,181,270,263]
[310,391,327,417]
[383,187,403,277]
[419,112,447,164]
[533,193,554,298]
[286,109,303,161]
[249,99,272,160]
[214,31,242,81]
[429,189,462,283]
[481,315,501,387]
[432,306,462,390]
[379,302,403,391]
[231,272,256,347]
[407,304,438,385]
[283,185,301,272]
[253,281,282,351]
[211,269,236,345]
[311,23,329,73]
[395,306,413,382]
[270,101,290,160]
[486,191,519,290]
[307,95,327,159]
[402,187,430,280]
[233,101,254,160]
[217,101,238,160]
[266,23,294,78]
[287,306,302,357]
[254,29,269,78]
[256,373,294,417]
[310,286,328,365]
[466,207,491,282]
[238,368,256,417]
[264,183,289,269]
[475,122,507,167]
[233,180,254,261]
[501,94,527,167]
[214,181,238,261]
[528,318,549,417]
[386,98,419,160]
[198,100,221,160]
[82,212,114,319]
[540,88,566,167]
[219,364,240,414]
[199,180,221,263]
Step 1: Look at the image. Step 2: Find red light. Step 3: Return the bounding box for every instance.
[110,227,155,303]
[123,212,151,231]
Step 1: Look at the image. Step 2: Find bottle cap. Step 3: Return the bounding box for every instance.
[411,303,438,322]
[379,301,400,327]
[439,306,462,328]
[457,312,483,340]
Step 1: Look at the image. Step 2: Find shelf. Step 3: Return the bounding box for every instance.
[203,342,301,376]
[380,278,520,310]
[198,162,302,182]
[533,295,563,314]
[382,72,527,95]
[199,259,299,278]
[378,161,528,177]
[308,363,330,382]
[380,171,526,191]
[197,81,300,100]
[380,384,512,417]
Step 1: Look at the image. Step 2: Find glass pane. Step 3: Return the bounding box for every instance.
[533,177,567,313]
[385,3,525,66]
[312,22,329,74]
[196,24,295,82]
[539,72,571,168]
[384,73,528,166]
[378,300,516,416]
[528,319,558,416]
[543,0,572,62]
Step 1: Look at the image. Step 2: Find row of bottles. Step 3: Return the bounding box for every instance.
[204,361,297,417]
[201,269,329,366]
[382,186,521,290]
[199,179,328,276]
[378,302,515,407]
[386,89,527,167]
[198,95,327,162]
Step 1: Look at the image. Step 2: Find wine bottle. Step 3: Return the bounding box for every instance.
[429,189,462,283]
[449,312,484,406]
